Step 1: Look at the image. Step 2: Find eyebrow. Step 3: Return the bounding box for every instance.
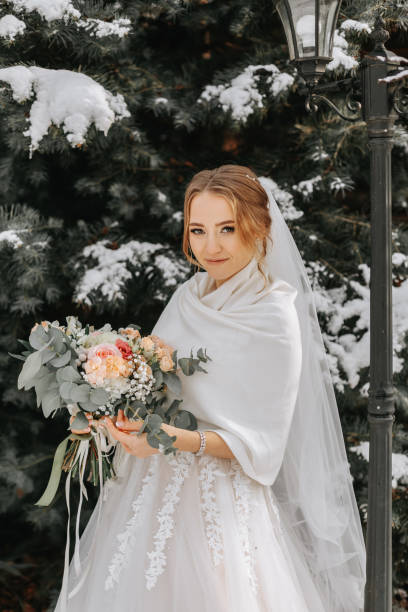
[189,219,235,227]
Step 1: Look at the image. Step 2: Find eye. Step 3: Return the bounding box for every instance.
[190,225,235,234]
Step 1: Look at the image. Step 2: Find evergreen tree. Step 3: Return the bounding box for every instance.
[0,0,407,608]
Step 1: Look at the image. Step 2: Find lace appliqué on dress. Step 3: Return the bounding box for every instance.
[104,455,159,591]
[197,455,225,566]
[145,451,194,591]
[230,460,259,596]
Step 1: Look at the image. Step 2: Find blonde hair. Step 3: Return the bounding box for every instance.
[182,164,273,291]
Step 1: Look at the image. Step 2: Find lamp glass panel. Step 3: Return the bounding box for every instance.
[291,0,318,58]
[274,1,296,60]
[319,0,340,57]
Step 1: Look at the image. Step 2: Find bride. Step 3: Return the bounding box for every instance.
[55,164,366,612]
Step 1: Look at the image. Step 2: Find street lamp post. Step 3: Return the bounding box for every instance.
[271,2,408,611]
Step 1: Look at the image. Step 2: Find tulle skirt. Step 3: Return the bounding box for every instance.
[54,446,326,612]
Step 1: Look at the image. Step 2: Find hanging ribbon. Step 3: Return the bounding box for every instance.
[57,425,116,610]
[35,435,71,507]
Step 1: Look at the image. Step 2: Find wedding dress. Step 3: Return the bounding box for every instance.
[54,179,365,612]
[53,257,325,611]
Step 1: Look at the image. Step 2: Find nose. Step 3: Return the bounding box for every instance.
[204,231,223,255]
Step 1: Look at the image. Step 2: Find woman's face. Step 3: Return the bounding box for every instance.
[188,190,256,288]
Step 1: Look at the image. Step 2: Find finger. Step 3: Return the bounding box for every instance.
[116,419,144,431]
[103,418,132,444]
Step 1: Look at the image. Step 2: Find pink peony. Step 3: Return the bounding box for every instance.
[87,343,122,361]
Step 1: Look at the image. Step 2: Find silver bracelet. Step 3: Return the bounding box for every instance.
[194,430,206,456]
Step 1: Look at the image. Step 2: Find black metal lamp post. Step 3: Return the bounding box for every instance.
[272,2,408,611]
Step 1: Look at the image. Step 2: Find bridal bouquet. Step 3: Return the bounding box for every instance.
[10,316,210,506]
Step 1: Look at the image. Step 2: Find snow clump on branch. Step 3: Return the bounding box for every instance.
[0,66,130,157]
[0,15,26,40]
[7,0,80,23]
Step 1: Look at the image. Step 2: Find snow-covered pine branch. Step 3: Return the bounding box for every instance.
[74,239,190,309]
[7,0,80,23]
[0,14,26,40]
[0,66,131,157]
[197,64,294,123]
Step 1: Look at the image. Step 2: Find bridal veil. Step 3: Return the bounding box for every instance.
[257,176,366,610]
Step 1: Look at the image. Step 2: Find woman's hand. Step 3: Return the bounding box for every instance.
[101,409,160,458]
[70,412,117,435]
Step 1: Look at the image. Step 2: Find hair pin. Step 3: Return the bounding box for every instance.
[245,173,258,182]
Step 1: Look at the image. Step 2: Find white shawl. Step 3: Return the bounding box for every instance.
[151,255,302,486]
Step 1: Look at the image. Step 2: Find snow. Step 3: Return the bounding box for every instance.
[308,260,408,391]
[339,19,372,34]
[292,175,322,200]
[74,239,189,306]
[379,69,408,85]
[0,66,130,157]
[172,211,183,222]
[394,126,408,155]
[327,29,358,72]
[0,15,26,40]
[329,176,355,197]
[198,64,294,123]
[254,176,408,395]
[0,230,23,248]
[76,17,132,38]
[259,176,304,221]
[392,252,408,267]
[8,0,80,22]
[350,442,408,488]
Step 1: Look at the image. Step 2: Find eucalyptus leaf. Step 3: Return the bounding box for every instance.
[56,365,82,383]
[8,352,26,361]
[78,401,99,413]
[70,412,89,431]
[162,371,182,395]
[29,325,49,350]
[146,432,160,449]
[48,326,65,353]
[90,387,109,406]
[153,369,163,389]
[35,373,58,407]
[17,339,32,350]
[174,410,197,430]
[49,349,72,368]
[145,413,163,434]
[59,381,77,401]
[165,399,183,419]
[17,351,43,390]
[42,387,61,418]
[41,347,56,365]
[126,404,147,420]
[71,384,91,403]
[178,357,195,376]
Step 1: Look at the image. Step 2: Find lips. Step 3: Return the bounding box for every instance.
[206,258,228,263]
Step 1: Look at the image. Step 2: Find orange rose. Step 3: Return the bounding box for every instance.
[159,354,174,372]
[141,336,155,352]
